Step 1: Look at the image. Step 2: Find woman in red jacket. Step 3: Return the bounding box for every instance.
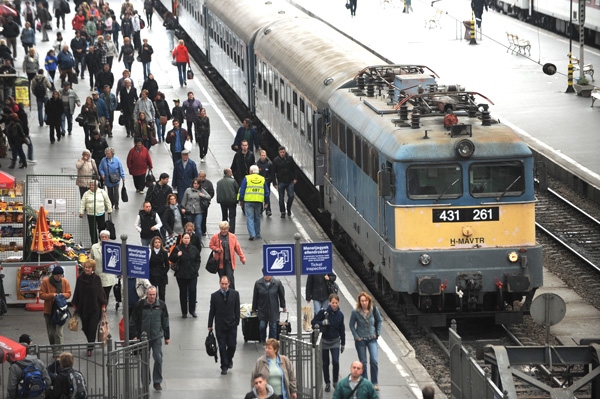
[126,138,153,193]
[208,220,246,290]
[172,39,190,87]
[72,10,85,31]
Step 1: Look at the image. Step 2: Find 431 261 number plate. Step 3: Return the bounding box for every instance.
[432,207,499,223]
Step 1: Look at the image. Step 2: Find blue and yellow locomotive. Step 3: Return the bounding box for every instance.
[325,66,542,326]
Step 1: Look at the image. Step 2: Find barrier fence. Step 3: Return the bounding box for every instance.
[280,327,323,399]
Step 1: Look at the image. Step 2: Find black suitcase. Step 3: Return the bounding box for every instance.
[242,316,261,342]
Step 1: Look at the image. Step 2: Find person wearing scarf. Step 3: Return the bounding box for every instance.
[40,265,72,357]
[134,111,156,150]
[160,193,185,248]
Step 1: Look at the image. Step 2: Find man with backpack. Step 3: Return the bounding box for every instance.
[30,69,52,127]
[7,334,52,399]
[40,266,72,358]
[48,352,87,399]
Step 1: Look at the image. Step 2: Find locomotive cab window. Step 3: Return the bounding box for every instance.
[407,165,462,199]
[469,161,525,197]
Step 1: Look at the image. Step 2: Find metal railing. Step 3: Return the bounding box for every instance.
[0,337,149,399]
[279,327,323,399]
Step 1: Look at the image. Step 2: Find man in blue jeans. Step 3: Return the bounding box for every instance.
[252,273,286,342]
[272,146,297,218]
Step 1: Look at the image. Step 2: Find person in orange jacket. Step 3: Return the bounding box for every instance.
[39,265,72,358]
[172,39,189,87]
[208,221,246,290]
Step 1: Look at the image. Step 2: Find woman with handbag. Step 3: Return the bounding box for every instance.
[251,338,297,399]
[149,236,170,302]
[126,138,153,193]
[181,178,211,236]
[172,39,190,87]
[133,111,156,150]
[99,147,126,209]
[208,221,245,290]
[79,96,99,143]
[161,193,185,248]
[75,149,98,198]
[154,91,171,143]
[168,232,200,318]
[72,259,107,357]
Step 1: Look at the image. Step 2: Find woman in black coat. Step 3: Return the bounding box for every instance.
[161,193,185,248]
[306,273,337,315]
[45,90,64,143]
[154,91,171,142]
[168,232,200,318]
[149,236,170,302]
[72,259,107,356]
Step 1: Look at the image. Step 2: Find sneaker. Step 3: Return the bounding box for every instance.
[266,211,272,217]
[221,369,227,375]
[255,235,261,239]
[28,160,37,164]
[249,236,254,241]
[201,158,205,162]
[281,213,286,218]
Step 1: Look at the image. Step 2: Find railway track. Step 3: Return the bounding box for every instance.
[535,187,600,274]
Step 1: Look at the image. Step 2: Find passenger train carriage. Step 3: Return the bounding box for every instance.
[158,0,544,325]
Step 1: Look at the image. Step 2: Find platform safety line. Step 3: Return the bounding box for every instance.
[189,75,313,243]
[498,114,600,182]
[337,282,422,395]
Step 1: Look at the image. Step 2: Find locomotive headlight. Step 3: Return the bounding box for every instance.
[508,251,519,263]
[419,254,432,266]
[455,139,475,158]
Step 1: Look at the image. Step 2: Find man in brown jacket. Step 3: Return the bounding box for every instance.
[40,265,72,357]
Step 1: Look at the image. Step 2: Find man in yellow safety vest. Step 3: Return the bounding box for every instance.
[239,165,269,240]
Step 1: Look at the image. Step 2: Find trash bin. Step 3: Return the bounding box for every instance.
[463,20,474,40]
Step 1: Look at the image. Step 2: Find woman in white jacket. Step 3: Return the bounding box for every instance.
[79,180,112,245]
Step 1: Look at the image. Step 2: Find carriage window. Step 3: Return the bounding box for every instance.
[286,86,292,122]
[280,79,285,115]
[257,60,262,92]
[370,150,378,182]
[332,117,339,146]
[407,165,462,199]
[293,91,298,130]
[362,142,370,175]
[354,134,361,167]
[299,97,305,136]
[307,105,313,142]
[274,73,279,109]
[469,161,525,197]
[346,129,354,161]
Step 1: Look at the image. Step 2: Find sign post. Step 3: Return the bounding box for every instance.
[293,233,303,390]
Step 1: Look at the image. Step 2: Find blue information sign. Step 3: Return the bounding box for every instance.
[127,245,150,279]
[263,244,295,276]
[102,242,122,275]
[301,242,333,275]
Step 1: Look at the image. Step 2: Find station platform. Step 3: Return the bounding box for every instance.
[291,0,600,192]
[0,2,442,398]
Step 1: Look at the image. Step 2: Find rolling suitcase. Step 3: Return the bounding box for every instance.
[242,315,261,342]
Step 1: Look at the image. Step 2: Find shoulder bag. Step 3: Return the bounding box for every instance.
[205,251,219,274]
[345,377,363,399]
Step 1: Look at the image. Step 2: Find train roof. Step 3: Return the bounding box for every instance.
[253,18,389,110]
[328,88,533,162]
[205,0,306,44]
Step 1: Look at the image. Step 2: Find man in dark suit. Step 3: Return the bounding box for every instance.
[208,275,240,375]
[118,78,138,137]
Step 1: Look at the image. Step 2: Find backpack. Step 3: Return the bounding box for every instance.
[66,369,87,399]
[51,293,70,325]
[16,362,46,398]
[60,0,70,14]
[205,331,218,362]
[165,18,176,30]
[139,18,145,29]
[33,79,46,98]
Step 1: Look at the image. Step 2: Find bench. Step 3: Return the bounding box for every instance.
[572,58,594,82]
[506,32,531,56]
[592,88,600,107]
